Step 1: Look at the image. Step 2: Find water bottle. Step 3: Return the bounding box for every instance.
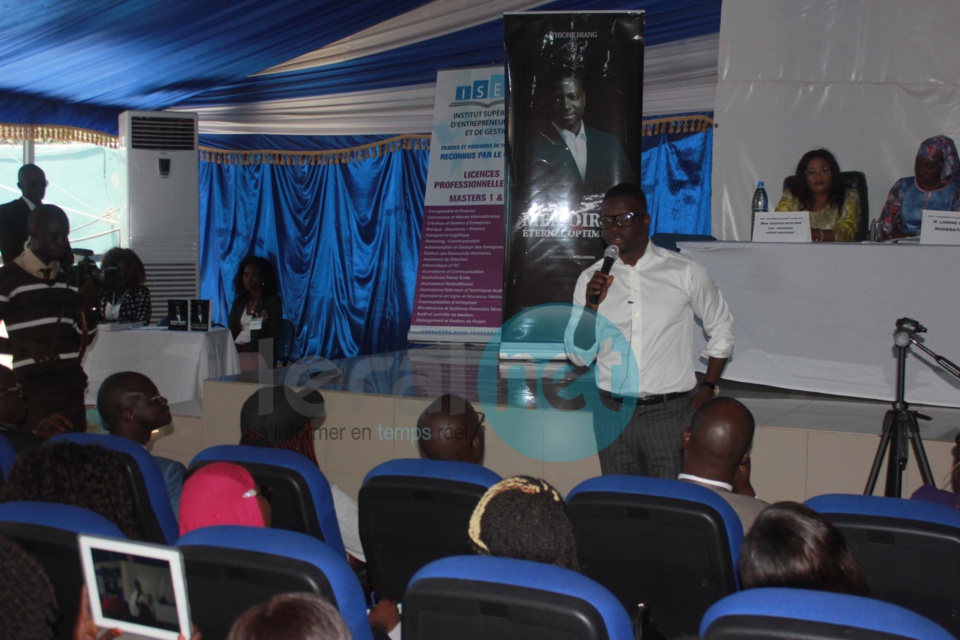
[751,181,769,240]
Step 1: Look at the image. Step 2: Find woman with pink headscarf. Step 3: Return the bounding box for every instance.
[878,135,960,239]
[179,462,271,536]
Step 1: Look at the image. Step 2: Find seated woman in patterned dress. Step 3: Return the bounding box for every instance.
[775,148,860,242]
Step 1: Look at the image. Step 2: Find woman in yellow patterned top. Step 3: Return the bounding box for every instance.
[775,149,860,242]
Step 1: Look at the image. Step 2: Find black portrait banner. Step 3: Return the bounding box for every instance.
[502,11,644,337]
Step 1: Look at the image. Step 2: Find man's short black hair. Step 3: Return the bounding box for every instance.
[603,183,647,211]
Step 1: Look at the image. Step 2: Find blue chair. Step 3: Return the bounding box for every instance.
[0,432,19,481]
[359,458,501,601]
[189,444,346,558]
[404,555,634,640]
[0,502,127,640]
[805,493,960,637]
[700,587,954,640]
[176,526,372,640]
[50,433,179,544]
[567,476,743,638]
[277,318,295,365]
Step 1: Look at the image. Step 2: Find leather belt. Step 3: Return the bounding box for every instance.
[601,389,692,406]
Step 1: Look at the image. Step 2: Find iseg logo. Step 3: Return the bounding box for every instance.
[451,75,505,107]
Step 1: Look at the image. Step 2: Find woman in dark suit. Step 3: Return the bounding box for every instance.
[228,255,282,371]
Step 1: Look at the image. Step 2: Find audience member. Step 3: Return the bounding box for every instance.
[469,475,580,572]
[775,148,860,242]
[416,393,484,463]
[239,385,364,562]
[0,204,99,432]
[229,256,282,372]
[99,247,151,324]
[679,397,769,532]
[910,432,960,508]
[0,441,141,539]
[0,164,46,264]
[179,461,270,536]
[227,592,350,640]
[97,371,185,516]
[0,364,71,454]
[879,134,960,239]
[739,501,869,596]
[0,534,58,640]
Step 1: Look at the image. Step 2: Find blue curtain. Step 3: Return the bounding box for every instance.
[641,113,714,236]
[200,145,428,360]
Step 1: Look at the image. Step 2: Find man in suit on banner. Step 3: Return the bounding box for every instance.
[530,73,632,199]
[0,164,47,264]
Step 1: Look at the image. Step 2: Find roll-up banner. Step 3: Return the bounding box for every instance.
[502,11,644,354]
[408,67,507,344]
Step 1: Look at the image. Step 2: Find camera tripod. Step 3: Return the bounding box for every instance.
[864,319,960,497]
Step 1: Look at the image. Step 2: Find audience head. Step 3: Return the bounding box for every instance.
[233,255,278,300]
[682,397,755,483]
[101,247,147,290]
[227,592,350,640]
[0,535,58,640]
[416,394,484,463]
[0,441,141,539]
[240,385,322,466]
[179,461,270,536]
[914,135,959,190]
[27,205,70,265]
[789,148,845,210]
[97,372,171,444]
[0,364,26,426]
[17,164,46,205]
[469,476,580,572]
[739,501,869,596]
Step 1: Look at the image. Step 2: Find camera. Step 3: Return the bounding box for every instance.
[65,248,102,290]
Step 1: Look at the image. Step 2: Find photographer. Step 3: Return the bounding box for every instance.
[98,247,151,324]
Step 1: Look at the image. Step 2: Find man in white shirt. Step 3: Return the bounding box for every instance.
[679,397,768,533]
[565,183,734,478]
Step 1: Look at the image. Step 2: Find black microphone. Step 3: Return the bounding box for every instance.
[589,245,620,304]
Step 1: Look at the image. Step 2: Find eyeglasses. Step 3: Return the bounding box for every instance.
[805,167,832,176]
[470,413,486,441]
[600,212,639,229]
[0,383,23,397]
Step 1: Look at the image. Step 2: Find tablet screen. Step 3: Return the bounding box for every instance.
[79,535,191,640]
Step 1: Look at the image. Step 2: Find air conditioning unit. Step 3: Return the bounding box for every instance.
[118,111,199,323]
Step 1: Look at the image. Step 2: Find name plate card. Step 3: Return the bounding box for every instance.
[752,211,811,243]
[920,210,960,245]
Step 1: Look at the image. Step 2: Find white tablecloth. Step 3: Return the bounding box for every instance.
[678,242,960,408]
[83,326,241,405]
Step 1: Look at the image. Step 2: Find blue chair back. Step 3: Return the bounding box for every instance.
[189,444,345,558]
[405,555,634,640]
[0,431,19,480]
[805,493,960,637]
[567,475,744,638]
[701,587,954,640]
[176,526,372,640]
[651,233,716,252]
[50,433,179,544]
[277,318,295,365]
[359,458,501,601]
[0,501,127,640]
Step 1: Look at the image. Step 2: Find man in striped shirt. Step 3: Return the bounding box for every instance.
[0,205,99,432]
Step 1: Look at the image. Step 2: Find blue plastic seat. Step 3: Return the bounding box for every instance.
[189,444,346,558]
[0,432,18,481]
[0,501,127,640]
[805,493,960,637]
[176,525,371,640]
[566,475,744,638]
[700,587,953,639]
[51,432,179,544]
[404,555,634,640]
[359,458,502,601]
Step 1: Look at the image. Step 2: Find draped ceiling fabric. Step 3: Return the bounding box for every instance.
[0,0,721,359]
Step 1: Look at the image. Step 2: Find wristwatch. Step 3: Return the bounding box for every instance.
[699,380,719,397]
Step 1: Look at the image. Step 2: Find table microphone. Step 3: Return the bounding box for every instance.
[589,245,620,304]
